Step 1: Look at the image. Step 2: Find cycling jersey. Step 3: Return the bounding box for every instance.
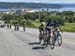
[46,22,53,36]
[46,22,54,30]
[46,21,60,34]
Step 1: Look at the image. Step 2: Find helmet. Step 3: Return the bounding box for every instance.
[41,22,45,25]
[53,20,58,24]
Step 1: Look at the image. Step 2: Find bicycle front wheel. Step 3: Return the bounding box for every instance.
[57,34,62,46]
[49,36,55,49]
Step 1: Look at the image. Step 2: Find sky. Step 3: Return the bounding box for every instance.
[0,0,75,3]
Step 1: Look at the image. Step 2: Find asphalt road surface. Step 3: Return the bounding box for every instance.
[0,27,75,56]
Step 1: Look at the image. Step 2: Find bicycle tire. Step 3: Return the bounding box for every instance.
[57,34,62,46]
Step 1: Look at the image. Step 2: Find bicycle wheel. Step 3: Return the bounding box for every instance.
[49,36,55,49]
[45,36,50,47]
[57,34,62,46]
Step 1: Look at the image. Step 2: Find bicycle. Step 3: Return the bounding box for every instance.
[55,29,62,46]
[49,28,62,49]
[42,27,55,49]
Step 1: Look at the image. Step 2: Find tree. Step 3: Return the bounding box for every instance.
[63,11,74,16]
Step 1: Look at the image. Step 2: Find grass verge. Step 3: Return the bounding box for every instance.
[27,20,75,32]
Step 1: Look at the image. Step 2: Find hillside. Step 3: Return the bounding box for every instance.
[0,2,62,9]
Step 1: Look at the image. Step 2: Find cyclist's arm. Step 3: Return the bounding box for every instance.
[59,26,63,33]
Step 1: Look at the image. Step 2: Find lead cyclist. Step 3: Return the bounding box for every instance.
[52,21,63,44]
[53,21,63,34]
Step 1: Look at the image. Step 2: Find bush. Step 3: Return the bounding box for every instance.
[12,20,18,25]
[48,16,65,25]
[26,21,37,28]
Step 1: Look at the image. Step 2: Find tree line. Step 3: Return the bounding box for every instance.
[1,11,75,26]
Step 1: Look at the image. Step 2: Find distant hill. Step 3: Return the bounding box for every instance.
[60,4,75,8]
[0,2,62,9]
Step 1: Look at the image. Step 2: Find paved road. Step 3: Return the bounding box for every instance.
[0,27,75,56]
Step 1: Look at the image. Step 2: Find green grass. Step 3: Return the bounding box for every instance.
[26,19,40,28]
[26,20,75,32]
[62,23,75,32]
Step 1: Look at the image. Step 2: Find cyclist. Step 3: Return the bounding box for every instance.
[44,20,54,46]
[46,20,62,43]
[39,22,46,44]
[46,20,54,37]
[23,22,26,31]
[53,21,63,33]
[39,22,46,34]
[52,21,63,45]
[16,23,19,31]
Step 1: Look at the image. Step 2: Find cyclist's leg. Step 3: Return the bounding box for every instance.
[46,28,51,45]
[42,29,46,44]
[39,28,42,34]
[50,28,55,45]
[53,28,58,45]
[55,27,60,41]
[48,29,51,40]
[39,28,43,43]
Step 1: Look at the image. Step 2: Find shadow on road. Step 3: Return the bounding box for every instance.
[32,46,46,50]
[29,42,46,50]
[29,42,40,45]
